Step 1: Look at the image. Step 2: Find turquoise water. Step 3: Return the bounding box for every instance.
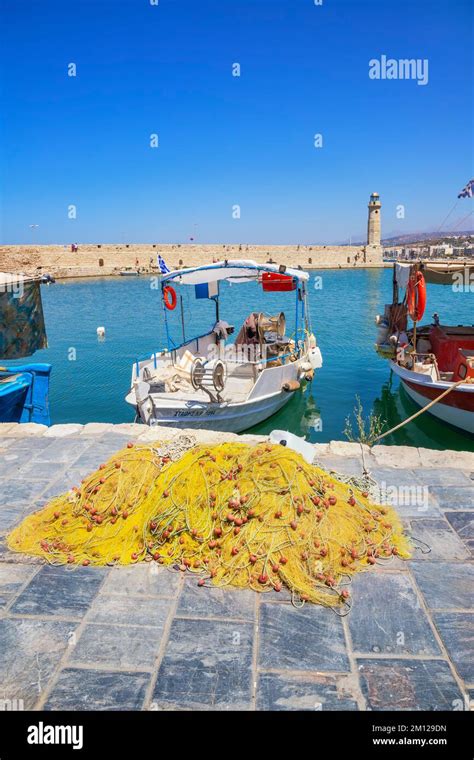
[14,269,474,450]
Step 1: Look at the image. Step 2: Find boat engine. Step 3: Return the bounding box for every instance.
[190,358,226,403]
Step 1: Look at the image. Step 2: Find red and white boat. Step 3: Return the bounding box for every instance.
[376,262,474,435]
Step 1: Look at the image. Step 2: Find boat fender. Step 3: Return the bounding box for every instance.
[163,285,177,310]
[282,380,301,392]
[309,346,323,370]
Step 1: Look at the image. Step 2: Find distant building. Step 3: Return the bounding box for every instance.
[428,244,454,258]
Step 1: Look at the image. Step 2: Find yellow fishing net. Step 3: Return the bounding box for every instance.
[7,442,410,607]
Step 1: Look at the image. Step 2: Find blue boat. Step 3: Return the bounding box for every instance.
[0,273,52,426]
[0,364,52,425]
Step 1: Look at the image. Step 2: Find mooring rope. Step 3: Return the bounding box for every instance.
[371,379,466,445]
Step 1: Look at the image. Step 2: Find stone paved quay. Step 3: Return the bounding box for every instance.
[0,422,473,711]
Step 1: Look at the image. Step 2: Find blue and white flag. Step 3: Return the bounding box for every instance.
[157,254,170,274]
[458,179,474,199]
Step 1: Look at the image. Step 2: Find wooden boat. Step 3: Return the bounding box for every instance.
[375,262,474,435]
[125,260,322,432]
[0,364,52,425]
[0,273,52,425]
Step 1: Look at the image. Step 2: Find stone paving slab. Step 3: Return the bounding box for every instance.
[151,617,254,710]
[0,618,78,709]
[100,564,181,598]
[432,612,474,684]
[357,659,465,711]
[410,561,474,610]
[44,668,150,711]
[348,574,440,656]
[367,468,442,517]
[256,672,360,710]
[411,469,473,487]
[0,505,31,534]
[0,593,11,610]
[370,467,424,486]
[428,486,474,511]
[0,425,472,710]
[314,456,366,477]
[87,594,173,628]
[68,623,166,671]
[0,479,51,508]
[407,518,471,561]
[445,512,474,556]
[177,578,256,621]
[258,602,350,673]
[10,565,108,619]
[0,564,37,594]
[32,438,92,464]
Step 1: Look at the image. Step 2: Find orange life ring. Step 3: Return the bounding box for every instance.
[163,285,177,310]
[406,271,426,322]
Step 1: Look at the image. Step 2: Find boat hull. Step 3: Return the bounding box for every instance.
[0,364,52,425]
[0,374,31,423]
[391,361,474,435]
[133,389,295,433]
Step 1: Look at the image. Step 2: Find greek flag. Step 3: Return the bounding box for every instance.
[157,254,170,274]
[458,179,474,199]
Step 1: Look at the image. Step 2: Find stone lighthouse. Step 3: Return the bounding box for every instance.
[367,192,382,247]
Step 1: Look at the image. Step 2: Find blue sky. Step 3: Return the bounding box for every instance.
[1,0,473,245]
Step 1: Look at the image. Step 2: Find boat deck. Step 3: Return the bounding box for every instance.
[148,375,255,404]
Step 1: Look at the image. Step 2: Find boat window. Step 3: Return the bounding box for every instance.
[458,363,467,380]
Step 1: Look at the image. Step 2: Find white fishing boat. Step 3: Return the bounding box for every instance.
[125,260,322,432]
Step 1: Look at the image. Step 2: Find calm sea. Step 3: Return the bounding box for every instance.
[18,268,474,451]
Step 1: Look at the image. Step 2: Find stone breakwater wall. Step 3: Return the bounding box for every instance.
[0,243,383,279]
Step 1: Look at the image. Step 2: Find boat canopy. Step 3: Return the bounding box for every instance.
[161,260,310,286]
[394,260,473,288]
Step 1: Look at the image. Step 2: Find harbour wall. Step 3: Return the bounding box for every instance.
[0,243,383,279]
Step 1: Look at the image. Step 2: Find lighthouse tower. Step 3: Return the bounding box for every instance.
[367,192,382,247]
